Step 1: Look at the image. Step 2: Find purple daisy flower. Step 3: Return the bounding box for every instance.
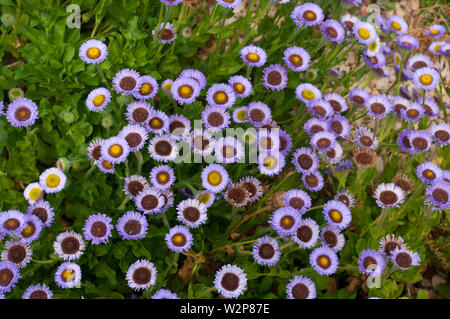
[422,97,440,117]
[152,288,180,299]
[388,15,408,35]
[297,2,324,26]
[397,35,419,50]
[83,213,113,245]
[116,211,148,240]
[126,259,157,291]
[353,21,378,45]
[252,236,281,267]
[390,248,421,270]
[126,101,153,126]
[425,24,446,37]
[392,96,411,116]
[302,170,324,192]
[53,231,85,261]
[214,264,247,299]
[311,131,336,152]
[363,51,386,69]
[135,187,164,215]
[292,218,319,248]
[428,41,446,55]
[6,97,38,127]
[78,39,108,64]
[328,115,350,139]
[262,64,288,91]
[1,240,32,268]
[201,164,229,193]
[54,262,81,289]
[304,118,328,136]
[238,176,264,203]
[425,180,450,210]
[202,105,231,132]
[232,106,248,123]
[349,88,370,105]
[378,234,407,257]
[86,139,104,163]
[417,161,442,184]
[439,43,450,56]
[365,94,392,118]
[409,130,432,153]
[284,189,311,213]
[246,101,271,127]
[307,99,334,119]
[207,83,236,109]
[310,246,339,276]
[228,75,252,98]
[0,261,20,293]
[286,276,316,299]
[296,83,321,104]
[256,129,280,153]
[258,151,286,176]
[401,102,424,122]
[270,207,301,237]
[334,189,355,209]
[19,214,43,243]
[145,109,169,135]
[290,5,304,27]
[283,46,310,72]
[430,123,450,145]
[176,199,207,228]
[148,135,179,163]
[149,165,176,190]
[195,191,216,208]
[324,93,349,113]
[321,225,345,251]
[397,129,414,154]
[413,67,440,91]
[165,225,193,253]
[0,210,26,235]
[27,200,54,227]
[292,147,319,174]
[323,200,352,230]
[96,157,115,174]
[190,128,216,156]
[214,137,245,164]
[340,13,359,34]
[355,127,379,150]
[161,79,173,94]
[100,136,130,164]
[240,45,267,67]
[113,68,140,95]
[119,124,148,152]
[86,87,111,112]
[133,75,158,100]
[358,249,386,276]
[171,77,200,105]
[374,183,405,208]
[22,284,53,299]
[321,19,345,43]
[167,114,191,141]
[152,22,177,43]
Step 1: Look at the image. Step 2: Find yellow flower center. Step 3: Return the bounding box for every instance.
[29,187,42,201]
[102,160,113,169]
[61,269,75,282]
[395,56,401,65]
[86,47,101,59]
[223,145,236,158]
[213,91,228,104]
[419,74,433,86]
[434,45,441,52]
[280,216,293,228]
[236,110,248,121]
[178,85,194,98]
[358,28,370,40]
[172,234,186,246]
[318,255,331,268]
[109,144,123,157]
[290,54,302,65]
[5,219,18,228]
[197,193,210,204]
[157,172,169,184]
[303,11,316,21]
[22,225,34,237]
[139,83,153,95]
[329,209,343,223]
[369,41,377,51]
[19,110,27,117]
[46,174,61,188]
[430,29,439,35]
[301,89,315,100]
[233,83,245,94]
[246,53,260,63]
[93,94,106,107]
[163,82,172,92]
[391,21,401,31]
[150,118,163,129]
[208,171,222,186]
[264,156,278,168]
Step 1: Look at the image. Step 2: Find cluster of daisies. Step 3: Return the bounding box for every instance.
[1,0,448,300]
